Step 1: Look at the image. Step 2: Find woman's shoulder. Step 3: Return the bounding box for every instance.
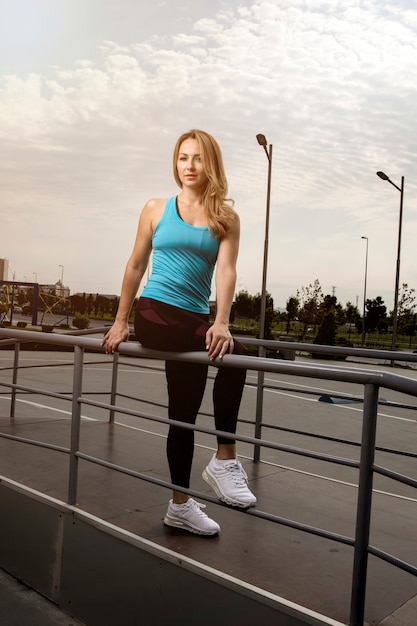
[140,197,169,226]
[143,197,168,212]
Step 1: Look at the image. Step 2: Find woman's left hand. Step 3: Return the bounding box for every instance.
[205,322,234,360]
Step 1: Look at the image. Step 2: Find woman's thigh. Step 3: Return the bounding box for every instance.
[134,297,208,352]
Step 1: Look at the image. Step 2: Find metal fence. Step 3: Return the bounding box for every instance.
[0,327,417,626]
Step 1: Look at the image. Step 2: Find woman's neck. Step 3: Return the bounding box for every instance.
[178,187,204,208]
[177,190,207,226]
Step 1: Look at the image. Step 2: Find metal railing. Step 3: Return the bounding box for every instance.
[0,327,417,626]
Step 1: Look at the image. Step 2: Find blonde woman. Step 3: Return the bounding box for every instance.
[103,130,256,535]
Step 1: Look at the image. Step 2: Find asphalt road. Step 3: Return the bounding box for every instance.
[0,348,416,624]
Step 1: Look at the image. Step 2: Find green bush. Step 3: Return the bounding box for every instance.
[72,314,90,330]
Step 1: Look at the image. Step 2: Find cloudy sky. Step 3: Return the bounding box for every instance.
[1,0,416,310]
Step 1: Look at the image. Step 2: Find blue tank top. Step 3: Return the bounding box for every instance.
[141,196,220,313]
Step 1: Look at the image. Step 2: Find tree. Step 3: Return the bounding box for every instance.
[253,291,274,340]
[365,297,387,333]
[397,283,416,315]
[397,283,416,336]
[341,301,360,337]
[285,296,299,333]
[94,293,101,316]
[86,293,94,315]
[0,300,8,322]
[315,311,338,347]
[253,291,274,318]
[17,289,26,306]
[111,297,119,317]
[297,279,324,339]
[317,295,337,323]
[344,301,360,328]
[234,290,255,319]
[72,313,90,330]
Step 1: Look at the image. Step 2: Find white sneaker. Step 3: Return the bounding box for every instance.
[202,455,257,508]
[164,498,220,535]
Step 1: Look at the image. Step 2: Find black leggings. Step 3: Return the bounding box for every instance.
[134,297,247,489]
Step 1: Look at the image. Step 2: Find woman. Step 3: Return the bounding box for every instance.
[102,129,256,536]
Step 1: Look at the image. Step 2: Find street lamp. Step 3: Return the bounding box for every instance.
[254,134,273,463]
[376,171,405,352]
[361,237,368,347]
[256,134,273,350]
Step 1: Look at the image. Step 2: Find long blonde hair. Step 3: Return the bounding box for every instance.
[173,129,235,239]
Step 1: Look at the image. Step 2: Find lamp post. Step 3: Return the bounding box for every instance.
[256,134,273,350]
[58,264,64,299]
[361,237,368,347]
[376,171,405,353]
[254,134,273,462]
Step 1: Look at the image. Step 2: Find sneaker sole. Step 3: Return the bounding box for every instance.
[202,468,256,509]
[163,515,219,536]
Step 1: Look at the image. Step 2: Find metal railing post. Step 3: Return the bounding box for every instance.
[10,341,20,418]
[109,351,119,424]
[253,366,265,462]
[68,345,84,505]
[349,382,379,626]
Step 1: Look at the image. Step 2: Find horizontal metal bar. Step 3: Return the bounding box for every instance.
[367,545,417,577]
[0,380,73,402]
[0,431,69,454]
[2,328,417,395]
[80,396,360,469]
[76,450,355,548]
[60,326,417,364]
[373,464,417,489]
[236,336,417,363]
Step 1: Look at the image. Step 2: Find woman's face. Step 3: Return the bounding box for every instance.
[176,138,208,190]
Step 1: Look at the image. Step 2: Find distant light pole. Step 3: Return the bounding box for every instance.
[58,264,64,299]
[376,171,405,352]
[361,237,368,347]
[254,133,273,463]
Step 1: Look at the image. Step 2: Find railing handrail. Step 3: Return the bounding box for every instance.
[236,335,417,363]
[3,324,417,361]
[2,328,417,395]
[0,327,416,626]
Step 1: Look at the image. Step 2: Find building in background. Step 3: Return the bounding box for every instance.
[0,258,9,281]
[54,280,70,299]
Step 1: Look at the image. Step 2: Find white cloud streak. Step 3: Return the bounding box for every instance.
[1,0,416,308]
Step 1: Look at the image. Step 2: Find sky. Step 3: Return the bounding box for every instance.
[1,0,416,310]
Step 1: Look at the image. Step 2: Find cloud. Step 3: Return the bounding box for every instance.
[1,0,417,306]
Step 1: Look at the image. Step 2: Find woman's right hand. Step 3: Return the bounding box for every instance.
[101,320,130,354]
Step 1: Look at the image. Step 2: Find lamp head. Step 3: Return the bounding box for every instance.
[256,134,267,147]
[377,171,389,181]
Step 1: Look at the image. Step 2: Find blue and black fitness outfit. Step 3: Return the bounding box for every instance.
[134,196,246,489]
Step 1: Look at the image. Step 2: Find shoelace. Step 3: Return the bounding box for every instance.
[223,462,248,487]
[188,499,208,517]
